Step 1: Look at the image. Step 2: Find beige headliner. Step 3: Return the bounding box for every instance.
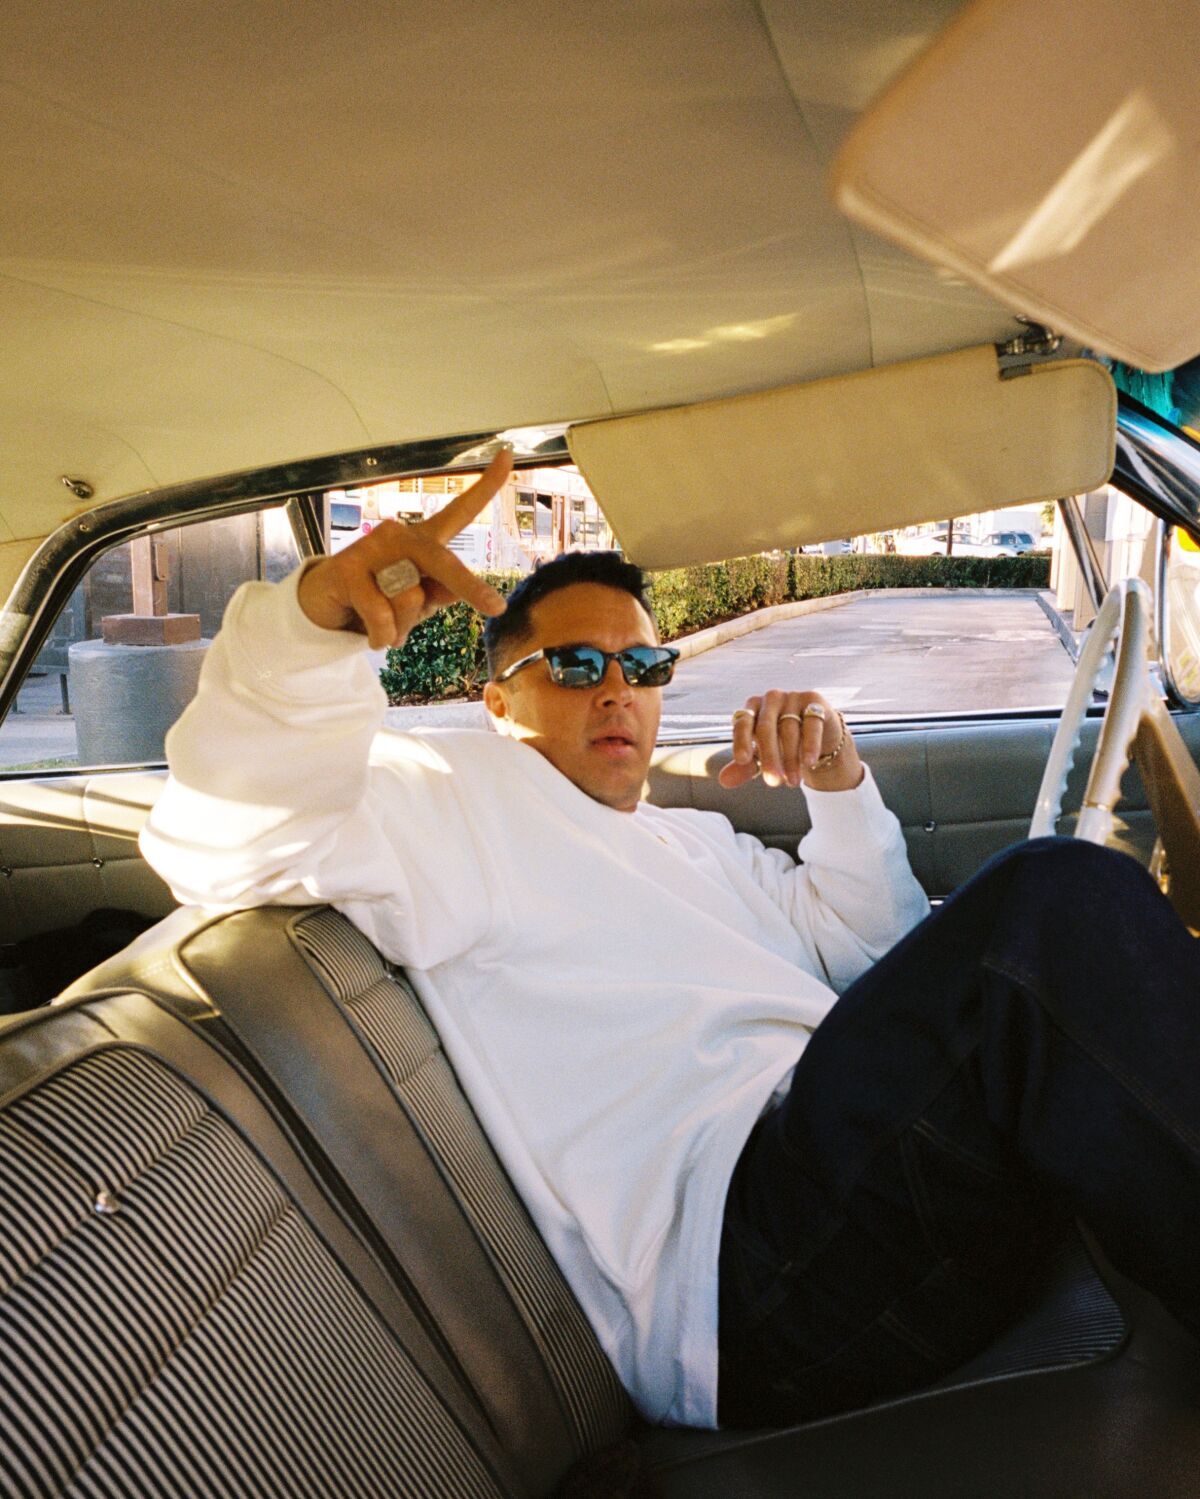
[2,0,1022,568]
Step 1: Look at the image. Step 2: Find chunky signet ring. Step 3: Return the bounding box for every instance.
[802,702,828,721]
[376,558,422,598]
[732,708,756,723]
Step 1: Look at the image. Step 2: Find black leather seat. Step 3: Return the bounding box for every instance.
[63,904,1200,1498]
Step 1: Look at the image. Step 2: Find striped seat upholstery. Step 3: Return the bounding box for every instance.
[0,999,515,1498]
[66,903,631,1495]
[290,908,630,1460]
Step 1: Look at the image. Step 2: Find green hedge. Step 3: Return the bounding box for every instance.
[380,572,519,703]
[647,554,791,639]
[797,552,1050,593]
[380,552,1051,702]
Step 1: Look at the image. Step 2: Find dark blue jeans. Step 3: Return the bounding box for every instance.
[717,837,1200,1428]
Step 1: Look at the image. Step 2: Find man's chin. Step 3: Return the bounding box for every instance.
[576,762,648,813]
[520,737,647,811]
[585,782,642,812]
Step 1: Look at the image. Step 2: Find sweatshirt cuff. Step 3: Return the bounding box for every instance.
[801,764,899,850]
[230,562,373,678]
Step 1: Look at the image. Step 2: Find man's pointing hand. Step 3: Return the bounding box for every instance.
[298,447,512,649]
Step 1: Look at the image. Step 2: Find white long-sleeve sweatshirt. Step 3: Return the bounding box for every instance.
[141,567,931,1427]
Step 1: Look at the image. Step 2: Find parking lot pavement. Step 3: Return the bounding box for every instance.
[659,592,1076,734]
[0,592,1076,768]
[0,673,79,770]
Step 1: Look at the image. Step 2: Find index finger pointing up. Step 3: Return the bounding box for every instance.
[423,445,514,544]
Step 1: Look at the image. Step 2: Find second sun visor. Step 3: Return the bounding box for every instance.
[566,345,1115,570]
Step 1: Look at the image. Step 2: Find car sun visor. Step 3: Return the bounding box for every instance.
[831,0,1199,374]
[566,344,1114,570]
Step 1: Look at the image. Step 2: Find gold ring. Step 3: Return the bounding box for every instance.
[802,703,828,720]
[778,713,804,725]
[732,708,756,722]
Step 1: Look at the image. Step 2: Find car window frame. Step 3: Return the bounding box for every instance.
[5,402,1200,774]
[0,429,573,730]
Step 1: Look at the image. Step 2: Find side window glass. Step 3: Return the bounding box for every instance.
[0,508,300,773]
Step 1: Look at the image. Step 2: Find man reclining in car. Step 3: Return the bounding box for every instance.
[144,450,1200,1430]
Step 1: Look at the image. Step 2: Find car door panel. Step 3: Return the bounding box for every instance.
[649,713,1200,901]
[0,772,173,947]
[4,710,1199,950]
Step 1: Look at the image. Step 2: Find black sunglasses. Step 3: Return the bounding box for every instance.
[494,642,680,689]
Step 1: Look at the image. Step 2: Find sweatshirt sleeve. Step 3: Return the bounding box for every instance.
[731,767,930,992]
[140,565,490,969]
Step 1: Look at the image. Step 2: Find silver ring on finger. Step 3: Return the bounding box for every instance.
[376,558,423,599]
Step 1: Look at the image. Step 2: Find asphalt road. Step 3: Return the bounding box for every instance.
[659,592,1076,735]
[0,591,1076,768]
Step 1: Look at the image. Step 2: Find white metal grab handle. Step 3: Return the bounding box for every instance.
[1030,578,1153,843]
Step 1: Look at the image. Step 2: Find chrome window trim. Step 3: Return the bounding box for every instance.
[1156,520,1200,712]
[1057,495,1108,616]
[1113,396,1200,541]
[9,395,1200,740]
[653,703,1115,748]
[1056,396,1200,712]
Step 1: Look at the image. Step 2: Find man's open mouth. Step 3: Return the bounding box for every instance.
[592,731,637,755]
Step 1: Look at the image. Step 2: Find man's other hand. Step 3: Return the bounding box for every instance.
[298,447,512,649]
[718,690,863,793]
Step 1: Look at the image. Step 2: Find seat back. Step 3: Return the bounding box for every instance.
[0,991,518,1497]
[67,903,631,1496]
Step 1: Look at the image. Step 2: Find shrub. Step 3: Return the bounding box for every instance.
[380,571,518,702]
[650,554,790,637]
[650,552,1049,638]
[778,551,1052,603]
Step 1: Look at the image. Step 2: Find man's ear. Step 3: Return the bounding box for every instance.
[483,680,509,726]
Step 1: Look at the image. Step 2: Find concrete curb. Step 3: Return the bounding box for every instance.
[671,592,857,660]
[670,586,1058,659]
[385,699,489,730]
[1036,589,1083,661]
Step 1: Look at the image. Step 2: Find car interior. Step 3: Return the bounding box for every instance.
[3,0,1200,1493]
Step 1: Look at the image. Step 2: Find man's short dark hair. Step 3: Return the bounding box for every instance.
[484,551,655,678]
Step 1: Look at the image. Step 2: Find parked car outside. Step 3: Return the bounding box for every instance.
[982,529,1040,554]
[895,524,974,555]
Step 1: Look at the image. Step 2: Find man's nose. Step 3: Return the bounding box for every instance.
[597,659,633,703]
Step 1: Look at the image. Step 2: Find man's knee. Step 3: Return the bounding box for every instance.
[957,837,1153,936]
[981,835,1143,891]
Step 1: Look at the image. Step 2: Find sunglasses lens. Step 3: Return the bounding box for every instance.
[621,648,676,686]
[548,647,605,687]
[545,645,677,687]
